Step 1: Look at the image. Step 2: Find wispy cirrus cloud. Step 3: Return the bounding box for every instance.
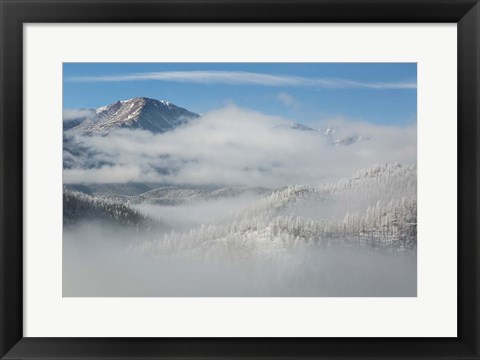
[66,70,416,90]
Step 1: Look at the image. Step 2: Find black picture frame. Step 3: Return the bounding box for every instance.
[1,1,479,359]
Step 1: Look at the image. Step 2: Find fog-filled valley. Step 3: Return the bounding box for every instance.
[64,163,417,296]
[63,97,417,297]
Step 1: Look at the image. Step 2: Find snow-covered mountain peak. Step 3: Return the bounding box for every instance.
[96,100,122,115]
[71,97,200,135]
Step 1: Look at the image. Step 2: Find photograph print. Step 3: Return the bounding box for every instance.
[63,63,417,297]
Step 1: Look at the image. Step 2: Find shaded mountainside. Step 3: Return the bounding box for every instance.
[63,189,154,228]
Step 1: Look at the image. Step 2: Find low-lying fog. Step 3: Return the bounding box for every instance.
[131,195,264,232]
[63,163,417,297]
[63,207,416,297]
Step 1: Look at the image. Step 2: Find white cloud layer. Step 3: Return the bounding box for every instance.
[67,71,416,90]
[63,106,416,187]
[63,108,96,122]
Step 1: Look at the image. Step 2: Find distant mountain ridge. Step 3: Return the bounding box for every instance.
[271,122,317,132]
[64,183,272,206]
[272,122,364,146]
[323,127,365,146]
[69,97,200,135]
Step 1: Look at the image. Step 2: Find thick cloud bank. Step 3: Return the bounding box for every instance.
[64,106,416,187]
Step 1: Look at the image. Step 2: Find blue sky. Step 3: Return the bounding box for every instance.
[63,63,416,126]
